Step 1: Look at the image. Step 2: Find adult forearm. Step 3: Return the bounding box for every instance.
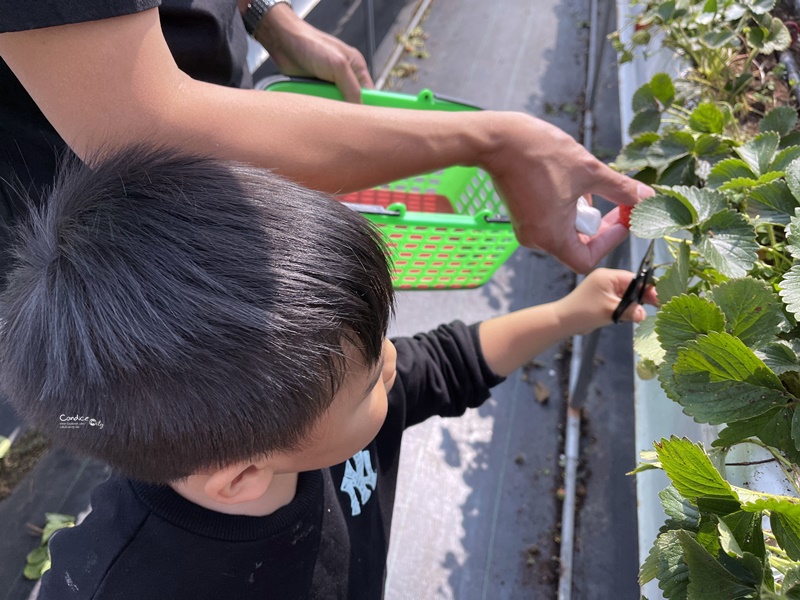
[166,80,496,193]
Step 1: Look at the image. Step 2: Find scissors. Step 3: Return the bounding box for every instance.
[612,239,655,324]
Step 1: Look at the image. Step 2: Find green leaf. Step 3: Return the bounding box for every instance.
[782,132,800,149]
[720,177,762,192]
[701,29,739,48]
[660,485,701,530]
[780,265,800,318]
[758,341,800,374]
[694,135,732,165]
[0,436,9,460]
[41,513,75,544]
[633,83,658,113]
[651,73,675,107]
[769,146,800,173]
[614,132,662,171]
[649,132,696,172]
[697,514,723,555]
[708,158,758,189]
[783,567,800,597]
[747,181,800,225]
[630,109,662,136]
[630,192,695,238]
[773,511,800,561]
[655,436,738,502]
[720,511,765,560]
[695,210,758,278]
[713,407,800,464]
[640,530,690,599]
[786,209,800,260]
[709,279,783,349]
[655,295,726,359]
[681,531,759,599]
[656,241,691,304]
[658,155,697,186]
[689,102,725,134]
[671,332,790,424]
[736,132,781,177]
[761,106,798,138]
[657,185,728,223]
[657,0,676,20]
[755,17,791,53]
[746,0,776,14]
[786,158,800,203]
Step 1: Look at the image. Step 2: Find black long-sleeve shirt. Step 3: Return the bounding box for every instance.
[39,321,504,600]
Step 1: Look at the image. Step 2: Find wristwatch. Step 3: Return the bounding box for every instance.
[243,0,293,36]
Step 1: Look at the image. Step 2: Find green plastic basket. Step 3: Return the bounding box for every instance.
[258,76,519,289]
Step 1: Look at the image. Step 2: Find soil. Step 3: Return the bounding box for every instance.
[0,431,50,502]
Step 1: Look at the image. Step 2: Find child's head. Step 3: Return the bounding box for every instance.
[0,145,395,485]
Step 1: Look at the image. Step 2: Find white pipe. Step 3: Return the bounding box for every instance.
[558,0,606,595]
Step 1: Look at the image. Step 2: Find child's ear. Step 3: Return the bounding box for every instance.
[204,461,275,505]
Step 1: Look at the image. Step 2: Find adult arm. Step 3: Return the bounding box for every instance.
[0,8,647,272]
[242,1,373,103]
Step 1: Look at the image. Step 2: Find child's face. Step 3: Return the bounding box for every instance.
[279,338,397,472]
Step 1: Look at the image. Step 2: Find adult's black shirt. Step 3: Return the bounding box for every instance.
[37,322,505,599]
[0,0,251,284]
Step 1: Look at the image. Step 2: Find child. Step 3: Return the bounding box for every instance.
[0,147,654,599]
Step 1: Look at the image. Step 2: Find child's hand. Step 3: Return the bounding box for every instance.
[555,268,659,335]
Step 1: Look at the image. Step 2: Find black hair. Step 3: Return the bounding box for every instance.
[0,146,394,483]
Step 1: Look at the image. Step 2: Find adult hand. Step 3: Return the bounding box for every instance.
[255,3,373,103]
[482,112,654,273]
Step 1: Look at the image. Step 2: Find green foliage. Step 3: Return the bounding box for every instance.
[24,513,74,580]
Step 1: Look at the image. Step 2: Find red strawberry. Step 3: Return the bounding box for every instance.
[618,205,633,229]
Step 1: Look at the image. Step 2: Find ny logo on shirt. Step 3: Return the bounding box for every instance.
[340,450,377,516]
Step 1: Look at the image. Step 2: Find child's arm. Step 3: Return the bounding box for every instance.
[478,268,657,377]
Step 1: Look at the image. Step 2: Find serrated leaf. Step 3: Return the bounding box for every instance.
[649,132,696,172]
[697,514,723,555]
[635,315,666,364]
[651,73,675,107]
[694,135,732,165]
[736,132,781,176]
[615,133,662,171]
[641,529,690,599]
[658,185,728,223]
[713,407,800,464]
[658,155,697,186]
[709,279,783,349]
[661,486,701,530]
[758,341,800,374]
[718,519,744,558]
[680,531,759,599]
[748,181,799,225]
[746,0,776,14]
[655,437,738,501]
[773,511,800,561]
[786,158,800,203]
[723,3,747,19]
[658,0,676,20]
[630,109,662,136]
[769,146,800,173]
[630,192,695,237]
[657,241,691,304]
[720,511,765,560]
[701,29,739,48]
[787,209,800,260]
[761,107,798,138]
[672,332,790,424]
[780,265,800,318]
[695,210,758,278]
[783,132,800,149]
[755,17,791,53]
[655,295,726,355]
[708,158,758,189]
[783,567,800,596]
[720,177,762,192]
[689,102,725,134]
[633,83,658,113]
